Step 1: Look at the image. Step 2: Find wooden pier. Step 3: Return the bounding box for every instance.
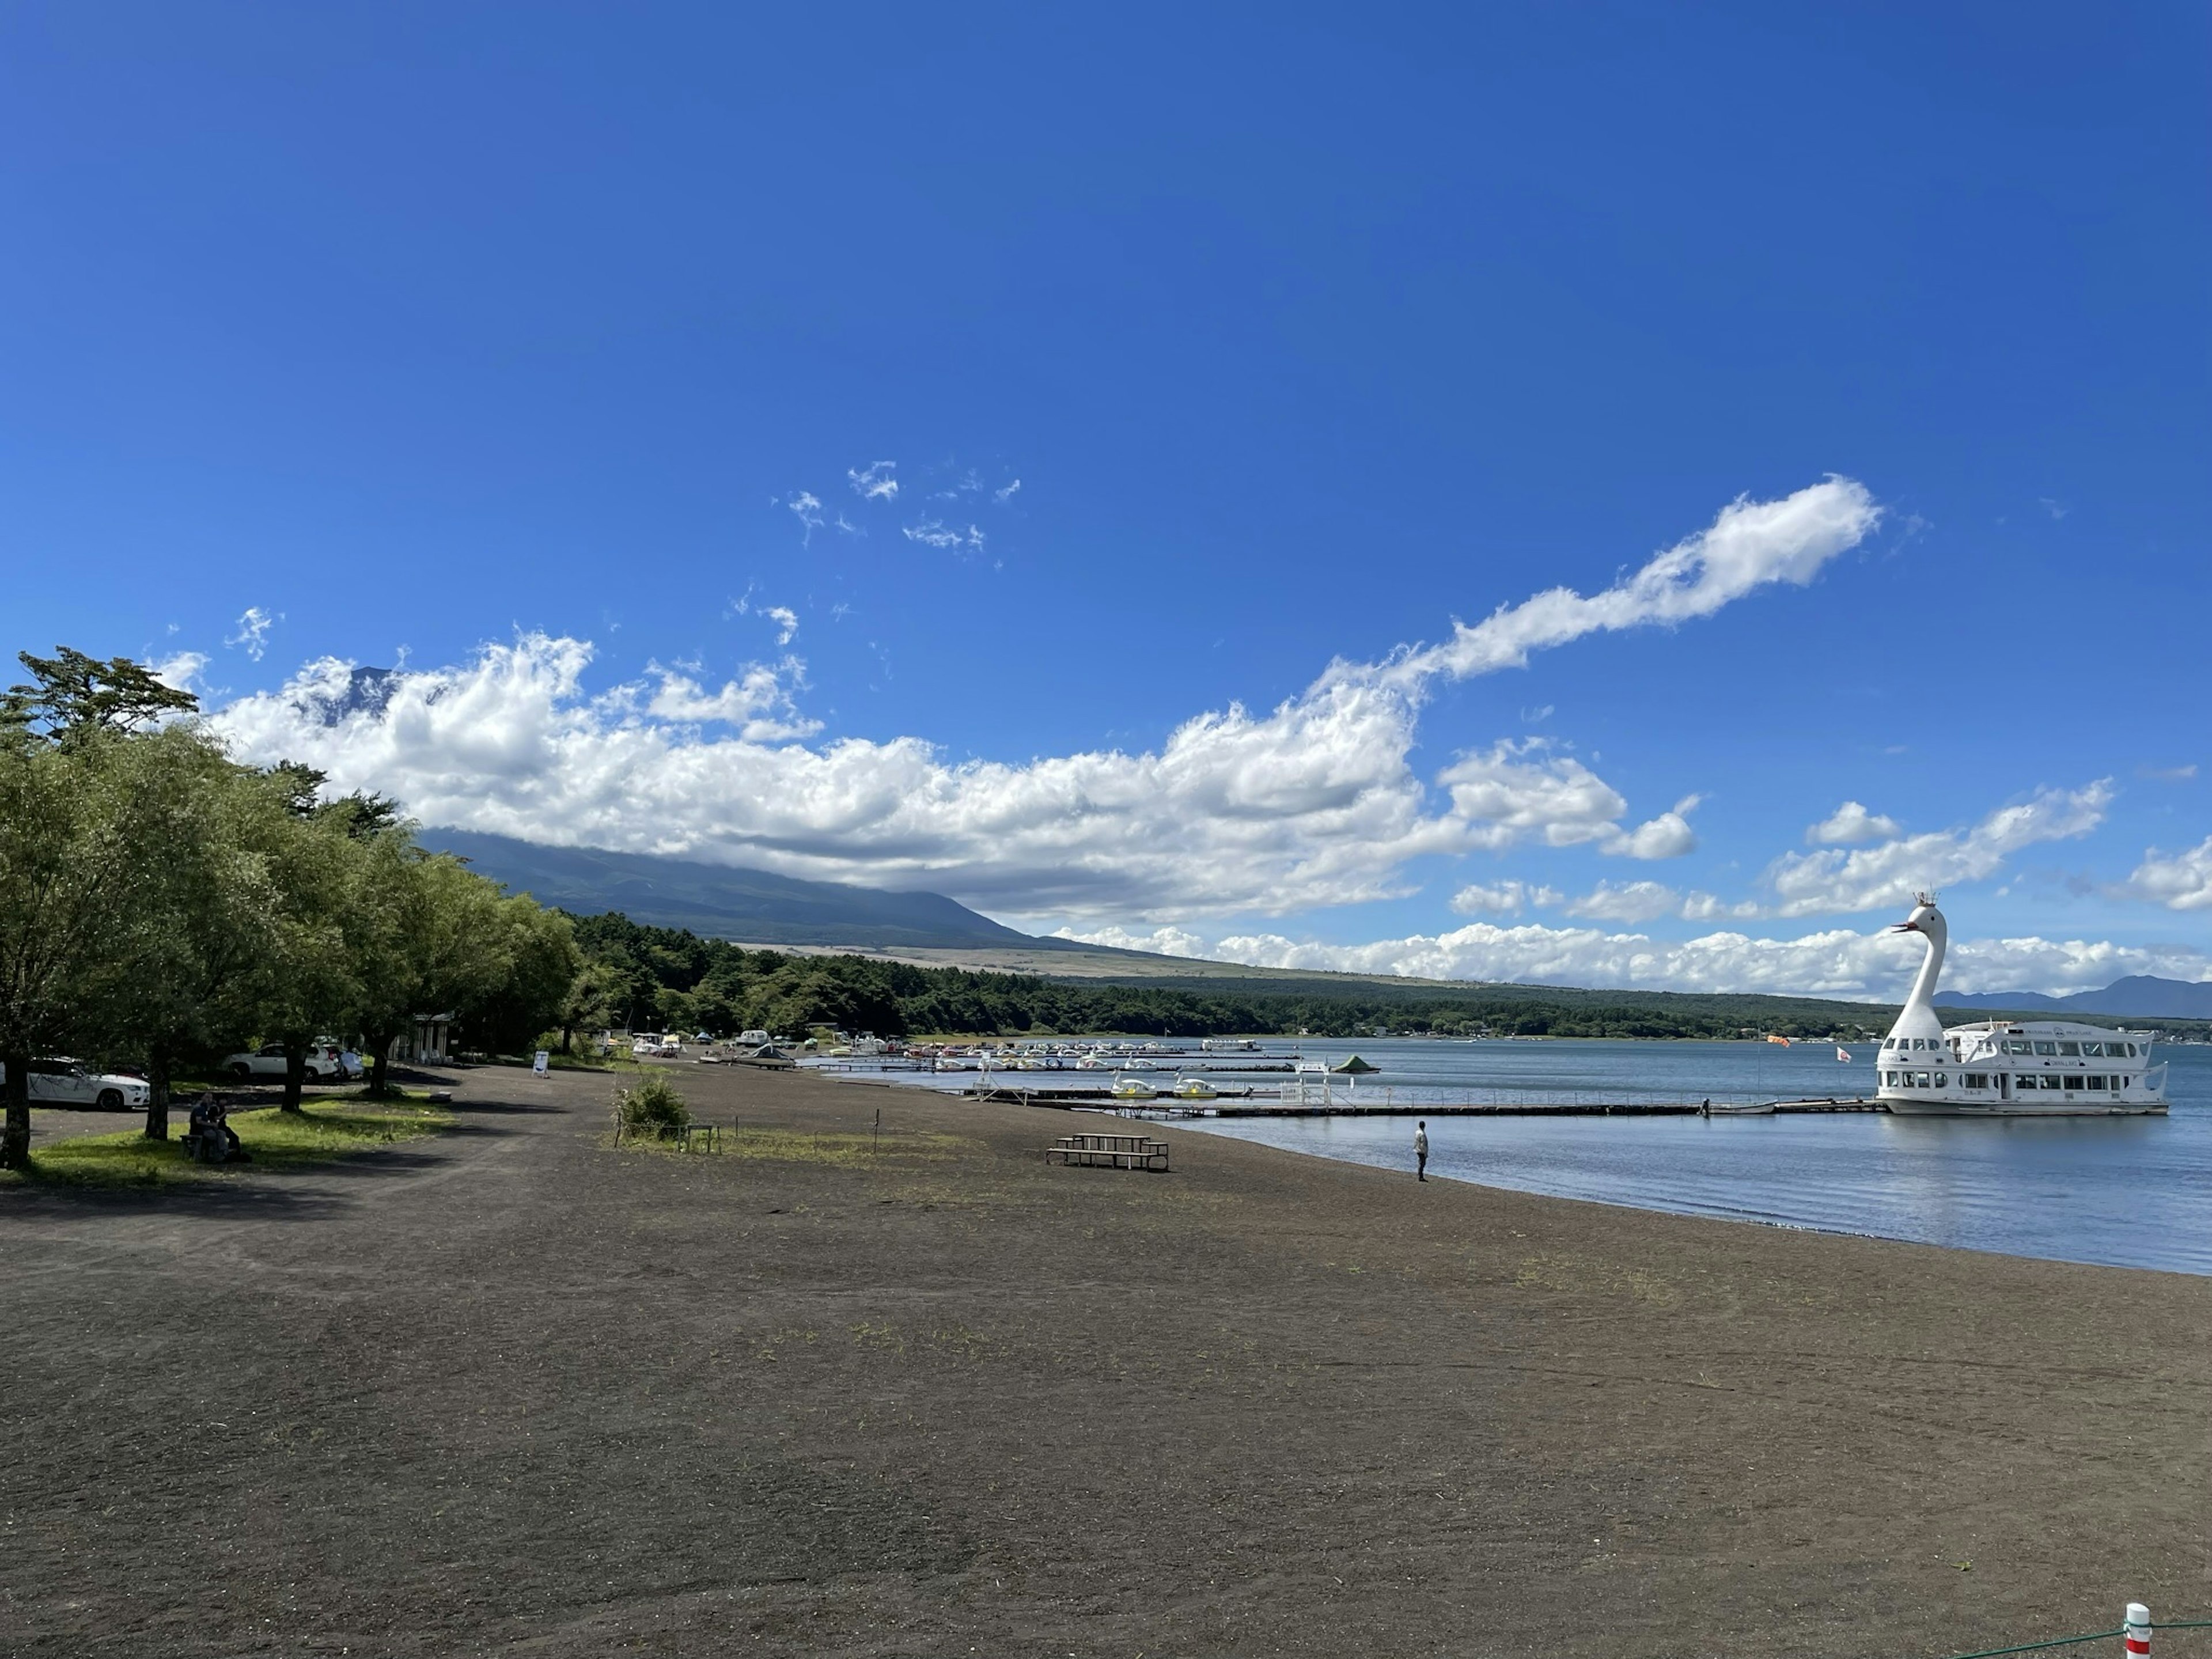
[961,1087,1883,1117]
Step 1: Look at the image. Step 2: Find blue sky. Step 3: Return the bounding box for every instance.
[5,3,2210,996]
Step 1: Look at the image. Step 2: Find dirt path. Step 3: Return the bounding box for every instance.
[2,1062,2205,1656]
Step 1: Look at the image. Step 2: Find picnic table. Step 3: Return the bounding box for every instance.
[1044,1130,1169,1172]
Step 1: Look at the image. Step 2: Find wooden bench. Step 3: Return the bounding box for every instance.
[1044,1130,1169,1172]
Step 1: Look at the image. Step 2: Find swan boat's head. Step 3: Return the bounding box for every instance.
[1889,892,1946,955]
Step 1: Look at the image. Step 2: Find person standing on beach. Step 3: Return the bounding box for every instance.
[1414,1120,1429,1181]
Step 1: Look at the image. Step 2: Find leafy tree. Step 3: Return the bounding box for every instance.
[72,726,283,1137]
[241,789,369,1113]
[558,960,627,1051]
[452,891,581,1059]
[3,647,198,740]
[0,732,143,1166]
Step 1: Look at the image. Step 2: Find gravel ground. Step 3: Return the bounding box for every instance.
[2,1061,2205,1657]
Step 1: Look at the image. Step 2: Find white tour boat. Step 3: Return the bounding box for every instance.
[1876,895,2167,1116]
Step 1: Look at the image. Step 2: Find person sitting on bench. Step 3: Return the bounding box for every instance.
[184,1096,249,1164]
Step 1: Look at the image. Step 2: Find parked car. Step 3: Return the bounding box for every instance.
[0,1059,151,1111]
[221,1042,349,1081]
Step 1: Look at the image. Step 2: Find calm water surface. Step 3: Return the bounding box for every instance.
[1176,1038,2212,1275]
[866,1036,2212,1274]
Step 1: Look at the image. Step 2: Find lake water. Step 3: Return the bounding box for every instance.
[859,1037,2212,1275]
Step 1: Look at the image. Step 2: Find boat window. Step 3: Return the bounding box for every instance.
[2032,1041,2056,1055]
[1911,1071,1930,1088]
[1963,1073,1987,1089]
[2057,1042,2080,1057]
[2118,1043,2135,1058]
[2081,1042,2105,1057]
[2085,1075,2104,1090]
[2041,1074,2064,1090]
[1934,1073,1948,1088]
[2002,1040,2031,1055]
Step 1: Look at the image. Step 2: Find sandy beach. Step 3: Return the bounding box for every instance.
[3,1060,2205,1656]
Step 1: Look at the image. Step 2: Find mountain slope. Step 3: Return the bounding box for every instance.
[1936,974,2212,1019]
[418,830,1089,950]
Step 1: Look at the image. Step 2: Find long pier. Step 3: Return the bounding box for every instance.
[960,1086,1882,1116]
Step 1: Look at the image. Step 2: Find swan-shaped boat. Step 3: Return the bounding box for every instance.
[1876,895,2167,1115]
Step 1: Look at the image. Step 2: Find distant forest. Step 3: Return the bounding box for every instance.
[567,912,1921,1041]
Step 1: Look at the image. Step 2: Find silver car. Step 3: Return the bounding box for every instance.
[221,1042,349,1081]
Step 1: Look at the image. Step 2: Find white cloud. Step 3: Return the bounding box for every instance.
[787,491,824,542]
[1449,880,1562,916]
[637,658,822,742]
[2039,497,2068,521]
[995,479,1022,503]
[1679,891,1763,922]
[763,606,798,646]
[1563,880,1683,923]
[1194,920,2211,1001]
[1808,800,1902,846]
[1051,924,1209,957]
[149,651,211,696]
[1382,477,1878,688]
[1605,799,1698,861]
[2139,763,2196,782]
[1436,740,1628,851]
[207,480,1880,920]
[848,462,899,502]
[903,518,986,554]
[225,607,280,662]
[1764,783,2112,916]
[2128,839,2212,911]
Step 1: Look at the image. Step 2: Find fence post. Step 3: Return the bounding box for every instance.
[2126,1604,2151,1657]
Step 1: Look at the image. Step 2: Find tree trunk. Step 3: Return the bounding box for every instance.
[1,1049,31,1170]
[281,1037,307,1114]
[143,1045,171,1141]
[361,1026,395,1099]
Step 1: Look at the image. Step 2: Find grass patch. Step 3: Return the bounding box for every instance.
[612,1127,971,1166]
[5,1094,455,1188]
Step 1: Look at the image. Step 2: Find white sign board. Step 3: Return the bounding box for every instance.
[532,1050,550,1076]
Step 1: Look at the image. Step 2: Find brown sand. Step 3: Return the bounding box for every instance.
[2,1061,2205,1656]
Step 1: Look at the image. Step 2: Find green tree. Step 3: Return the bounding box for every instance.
[73,726,283,1138]
[0,732,142,1166]
[244,790,369,1113]
[3,647,198,740]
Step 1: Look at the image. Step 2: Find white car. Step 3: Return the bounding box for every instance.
[221,1042,350,1081]
[0,1059,151,1111]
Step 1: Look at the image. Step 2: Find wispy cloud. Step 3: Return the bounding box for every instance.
[1382,478,1879,688]
[903,518,986,554]
[847,461,898,502]
[2139,763,2196,782]
[1449,880,1561,916]
[994,479,1022,503]
[729,589,799,643]
[1765,783,2112,916]
[225,607,281,661]
[2039,497,2069,521]
[787,491,824,543]
[1562,880,1683,923]
[149,651,212,697]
